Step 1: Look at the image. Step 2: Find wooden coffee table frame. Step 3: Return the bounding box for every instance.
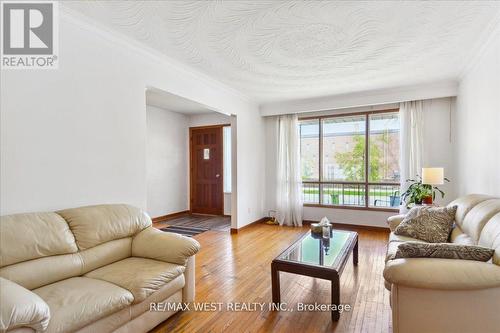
[271,231,358,321]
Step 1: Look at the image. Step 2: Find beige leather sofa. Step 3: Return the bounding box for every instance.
[0,204,200,333]
[383,194,500,333]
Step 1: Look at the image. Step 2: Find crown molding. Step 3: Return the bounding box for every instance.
[58,5,253,107]
[458,10,500,80]
[259,80,458,116]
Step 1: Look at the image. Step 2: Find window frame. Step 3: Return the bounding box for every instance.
[299,109,400,212]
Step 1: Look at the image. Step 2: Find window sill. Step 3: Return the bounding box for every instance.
[303,204,398,213]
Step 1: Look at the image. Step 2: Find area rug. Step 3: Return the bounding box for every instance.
[160,225,208,237]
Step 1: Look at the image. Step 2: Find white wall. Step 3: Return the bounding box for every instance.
[235,111,266,228]
[264,98,456,228]
[146,105,188,218]
[420,98,456,205]
[0,9,265,229]
[455,26,500,197]
[189,112,233,216]
[189,112,232,128]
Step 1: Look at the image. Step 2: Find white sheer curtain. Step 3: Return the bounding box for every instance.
[276,114,303,226]
[399,100,424,213]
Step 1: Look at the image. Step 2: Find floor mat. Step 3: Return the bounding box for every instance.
[160,225,209,237]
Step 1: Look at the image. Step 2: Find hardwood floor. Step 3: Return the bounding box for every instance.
[151,222,391,333]
[154,214,231,232]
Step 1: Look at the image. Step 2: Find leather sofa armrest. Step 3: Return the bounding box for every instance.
[384,258,500,290]
[0,277,50,333]
[387,214,406,231]
[182,256,196,303]
[132,227,201,266]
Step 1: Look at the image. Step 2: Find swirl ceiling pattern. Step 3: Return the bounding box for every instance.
[64,1,500,103]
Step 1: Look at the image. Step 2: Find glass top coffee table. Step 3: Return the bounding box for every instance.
[271,229,358,321]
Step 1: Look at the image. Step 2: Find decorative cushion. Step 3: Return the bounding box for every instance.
[394,206,457,243]
[395,241,495,262]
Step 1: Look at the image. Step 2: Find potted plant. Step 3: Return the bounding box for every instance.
[330,193,339,205]
[401,175,449,208]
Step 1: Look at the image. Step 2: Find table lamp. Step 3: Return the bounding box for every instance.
[421,167,444,204]
[422,168,444,185]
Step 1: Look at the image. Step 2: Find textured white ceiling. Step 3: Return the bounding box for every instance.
[64,1,500,103]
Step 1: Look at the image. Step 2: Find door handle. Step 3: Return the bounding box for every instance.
[216,174,220,178]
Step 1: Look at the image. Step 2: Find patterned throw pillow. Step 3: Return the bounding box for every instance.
[394,206,457,243]
[395,241,495,261]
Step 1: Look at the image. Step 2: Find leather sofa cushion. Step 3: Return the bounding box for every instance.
[479,213,500,265]
[74,276,185,333]
[130,274,185,318]
[84,257,185,303]
[79,237,132,275]
[4,328,35,333]
[0,253,81,290]
[389,233,425,243]
[384,257,500,290]
[33,277,133,333]
[459,199,500,242]
[112,291,183,333]
[57,204,151,250]
[0,238,132,290]
[0,277,50,333]
[449,225,475,246]
[448,194,495,227]
[0,212,77,267]
[387,214,406,232]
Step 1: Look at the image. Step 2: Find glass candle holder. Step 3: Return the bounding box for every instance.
[322,225,331,239]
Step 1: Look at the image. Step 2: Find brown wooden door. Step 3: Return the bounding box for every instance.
[190,126,223,215]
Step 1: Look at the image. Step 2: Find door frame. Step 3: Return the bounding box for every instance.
[189,124,230,215]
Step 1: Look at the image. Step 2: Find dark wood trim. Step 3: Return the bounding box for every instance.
[302,219,390,232]
[189,127,193,211]
[189,124,231,130]
[152,210,190,223]
[303,204,398,213]
[303,180,399,186]
[191,213,221,217]
[230,217,267,234]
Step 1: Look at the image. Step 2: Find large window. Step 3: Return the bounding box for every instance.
[299,111,400,210]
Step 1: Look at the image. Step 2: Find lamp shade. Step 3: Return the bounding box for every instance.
[422,168,444,185]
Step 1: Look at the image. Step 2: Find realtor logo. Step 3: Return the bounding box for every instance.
[1,1,58,69]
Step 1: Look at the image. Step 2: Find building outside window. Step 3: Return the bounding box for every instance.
[299,111,400,209]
